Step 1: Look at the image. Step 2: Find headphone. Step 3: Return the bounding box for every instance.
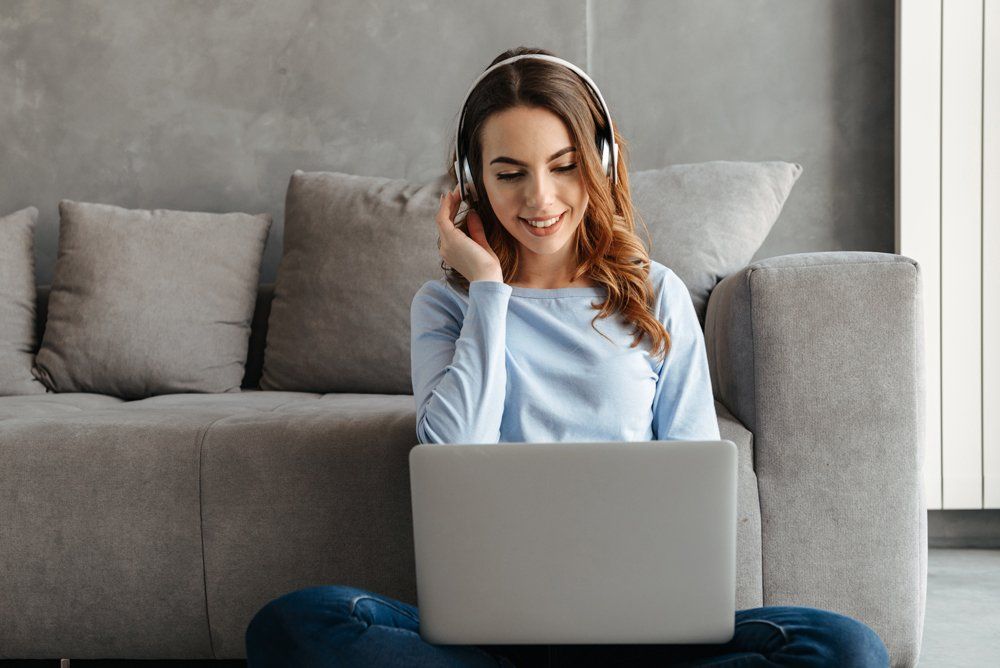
[453,54,620,204]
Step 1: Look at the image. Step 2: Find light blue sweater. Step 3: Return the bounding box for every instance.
[410,260,721,445]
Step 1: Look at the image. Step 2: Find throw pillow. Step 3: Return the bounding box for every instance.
[32,200,271,399]
[631,160,802,325]
[260,170,446,395]
[0,207,47,395]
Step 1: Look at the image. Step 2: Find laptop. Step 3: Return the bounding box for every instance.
[409,439,737,645]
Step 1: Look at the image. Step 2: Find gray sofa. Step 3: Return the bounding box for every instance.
[0,249,926,666]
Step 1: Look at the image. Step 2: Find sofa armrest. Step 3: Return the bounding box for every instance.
[703,251,926,668]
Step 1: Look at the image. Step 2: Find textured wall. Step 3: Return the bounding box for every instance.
[0,0,894,285]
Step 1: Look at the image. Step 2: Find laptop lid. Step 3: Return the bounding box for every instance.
[409,439,737,645]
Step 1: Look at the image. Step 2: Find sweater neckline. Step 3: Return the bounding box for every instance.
[509,285,608,299]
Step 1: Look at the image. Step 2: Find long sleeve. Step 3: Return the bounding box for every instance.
[410,279,512,444]
[651,271,721,441]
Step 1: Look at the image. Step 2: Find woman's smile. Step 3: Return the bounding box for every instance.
[519,210,565,237]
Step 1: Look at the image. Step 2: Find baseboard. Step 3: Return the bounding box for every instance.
[928,510,1000,548]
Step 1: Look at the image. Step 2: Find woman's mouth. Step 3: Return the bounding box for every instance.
[519,211,565,237]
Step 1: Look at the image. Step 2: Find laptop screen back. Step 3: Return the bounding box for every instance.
[409,439,737,645]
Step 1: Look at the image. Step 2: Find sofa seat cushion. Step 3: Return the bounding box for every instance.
[715,400,762,612]
[0,392,124,420]
[0,407,220,658]
[0,391,759,658]
[193,392,418,657]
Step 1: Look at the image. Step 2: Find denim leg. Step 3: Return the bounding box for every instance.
[245,584,513,667]
[670,605,890,668]
[545,605,890,668]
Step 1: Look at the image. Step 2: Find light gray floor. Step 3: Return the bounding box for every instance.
[919,548,1000,666]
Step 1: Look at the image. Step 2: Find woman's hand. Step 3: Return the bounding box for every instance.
[436,184,504,283]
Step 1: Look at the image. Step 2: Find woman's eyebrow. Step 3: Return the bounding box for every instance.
[489,146,576,167]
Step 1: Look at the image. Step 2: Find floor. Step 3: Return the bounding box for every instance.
[1,548,996,667]
[918,548,1000,666]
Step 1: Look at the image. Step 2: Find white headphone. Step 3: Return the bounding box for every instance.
[453,54,620,203]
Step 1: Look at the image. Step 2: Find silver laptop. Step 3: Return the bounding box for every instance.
[409,439,737,645]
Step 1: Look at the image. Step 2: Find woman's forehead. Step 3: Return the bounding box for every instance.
[481,107,573,159]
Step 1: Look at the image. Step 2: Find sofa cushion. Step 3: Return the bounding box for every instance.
[197,393,420,657]
[0,207,46,396]
[631,160,802,325]
[261,163,799,394]
[0,393,124,420]
[31,200,272,399]
[0,407,219,657]
[715,400,762,611]
[0,389,757,657]
[260,170,448,394]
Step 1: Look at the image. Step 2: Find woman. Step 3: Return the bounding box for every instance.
[244,47,890,667]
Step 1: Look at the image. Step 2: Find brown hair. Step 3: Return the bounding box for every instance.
[443,46,670,363]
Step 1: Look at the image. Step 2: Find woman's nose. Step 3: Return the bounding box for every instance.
[524,173,557,209]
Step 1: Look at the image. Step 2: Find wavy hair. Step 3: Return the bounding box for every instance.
[442,46,670,363]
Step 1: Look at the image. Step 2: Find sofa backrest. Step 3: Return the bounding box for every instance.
[23,162,801,398]
[33,285,276,392]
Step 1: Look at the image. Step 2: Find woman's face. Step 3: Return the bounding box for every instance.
[478,106,589,259]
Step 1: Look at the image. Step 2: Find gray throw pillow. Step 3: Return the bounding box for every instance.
[261,162,800,395]
[0,207,47,396]
[261,170,447,395]
[32,200,271,399]
[632,160,802,324]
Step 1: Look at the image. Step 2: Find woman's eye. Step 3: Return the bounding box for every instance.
[497,164,578,181]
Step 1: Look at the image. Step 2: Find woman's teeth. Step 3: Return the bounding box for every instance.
[521,213,562,228]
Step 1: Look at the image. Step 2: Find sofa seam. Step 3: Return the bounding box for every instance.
[747,257,916,273]
[746,266,764,607]
[196,415,232,660]
[267,395,323,412]
[910,261,927,643]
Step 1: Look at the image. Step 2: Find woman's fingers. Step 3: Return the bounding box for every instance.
[446,184,461,222]
[436,191,453,235]
[436,186,463,256]
[438,185,461,223]
[466,210,486,245]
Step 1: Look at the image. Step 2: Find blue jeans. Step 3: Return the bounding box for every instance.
[245,584,890,667]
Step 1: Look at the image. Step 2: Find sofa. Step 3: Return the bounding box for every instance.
[0,163,926,667]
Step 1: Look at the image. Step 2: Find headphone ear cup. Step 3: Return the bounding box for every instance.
[596,136,611,178]
[461,158,477,202]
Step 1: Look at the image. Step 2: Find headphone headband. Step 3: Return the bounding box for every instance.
[453,54,619,202]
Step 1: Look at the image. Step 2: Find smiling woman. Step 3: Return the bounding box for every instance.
[243,46,892,668]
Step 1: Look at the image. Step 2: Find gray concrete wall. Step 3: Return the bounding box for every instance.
[0,0,894,286]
